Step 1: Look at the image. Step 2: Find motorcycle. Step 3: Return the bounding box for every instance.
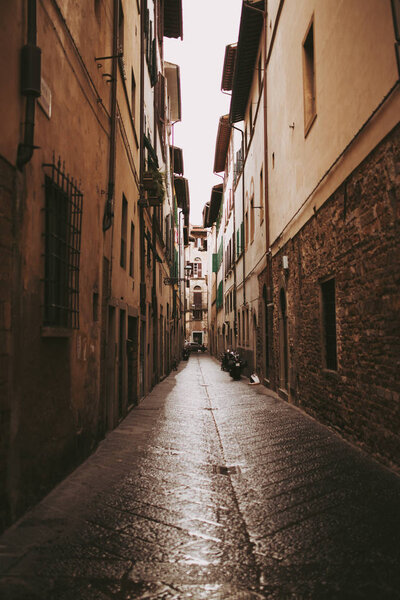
[228,351,246,380]
[221,349,246,380]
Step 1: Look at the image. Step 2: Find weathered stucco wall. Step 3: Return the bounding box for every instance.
[267,0,399,249]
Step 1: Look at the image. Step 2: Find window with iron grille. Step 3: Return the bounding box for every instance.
[193,309,202,321]
[43,159,83,328]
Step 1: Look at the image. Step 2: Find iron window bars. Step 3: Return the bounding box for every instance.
[43,158,83,329]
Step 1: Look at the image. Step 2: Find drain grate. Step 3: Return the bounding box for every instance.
[213,465,241,475]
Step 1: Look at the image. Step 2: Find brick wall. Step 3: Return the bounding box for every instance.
[0,156,15,529]
[271,124,400,471]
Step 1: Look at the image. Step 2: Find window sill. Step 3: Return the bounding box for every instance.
[41,326,73,338]
[322,367,339,378]
[304,112,317,138]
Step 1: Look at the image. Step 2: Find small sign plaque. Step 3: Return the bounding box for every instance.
[38,77,52,119]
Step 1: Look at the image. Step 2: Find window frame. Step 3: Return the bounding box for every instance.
[302,16,317,137]
[320,277,338,371]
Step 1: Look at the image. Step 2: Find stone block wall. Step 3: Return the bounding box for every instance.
[271,124,400,470]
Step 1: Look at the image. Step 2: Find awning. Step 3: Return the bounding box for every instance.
[165,62,182,122]
[203,184,223,228]
[164,0,183,39]
[213,115,231,173]
[230,1,265,123]
[174,176,189,212]
[221,44,237,92]
[170,145,184,175]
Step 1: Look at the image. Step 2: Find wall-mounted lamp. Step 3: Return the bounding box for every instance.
[283,255,289,270]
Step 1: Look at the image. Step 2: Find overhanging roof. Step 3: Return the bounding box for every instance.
[209,184,223,223]
[174,176,190,213]
[230,1,265,123]
[202,202,210,228]
[221,44,237,92]
[213,115,231,173]
[203,184,223,228]
[170,146,184,175]
[183,225,189,246]
[164,0,183,39]
[165,62,182,122]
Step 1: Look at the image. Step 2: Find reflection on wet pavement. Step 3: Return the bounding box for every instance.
[0,354,399,599]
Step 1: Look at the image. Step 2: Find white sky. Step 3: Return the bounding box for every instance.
[164,1,243,226]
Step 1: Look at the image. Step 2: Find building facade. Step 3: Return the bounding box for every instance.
[0,0,187,532]
[185,226,209,348]
[205,0,400,470]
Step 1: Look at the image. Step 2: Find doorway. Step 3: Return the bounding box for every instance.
[127,316,138,408]
[279,288,289,391]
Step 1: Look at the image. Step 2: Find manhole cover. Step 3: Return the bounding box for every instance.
[213,465,241,475]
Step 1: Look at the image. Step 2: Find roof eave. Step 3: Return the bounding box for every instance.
[213,115,231,173]
[164,0,183,39]
[229,1,265,123]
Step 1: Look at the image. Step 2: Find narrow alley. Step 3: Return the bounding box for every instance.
[0,354,399,600]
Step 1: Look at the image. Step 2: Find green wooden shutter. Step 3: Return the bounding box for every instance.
[212,253,218,272]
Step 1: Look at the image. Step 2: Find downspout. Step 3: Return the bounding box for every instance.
[102,0,119,232]
[264,1,275,387]
[230,124,246,309]
[17,0,41,170]
[139,0,146,316]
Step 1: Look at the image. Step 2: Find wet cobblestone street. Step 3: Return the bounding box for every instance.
[0,354,399,599]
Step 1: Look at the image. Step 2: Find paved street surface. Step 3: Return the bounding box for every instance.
[0,354,399,599]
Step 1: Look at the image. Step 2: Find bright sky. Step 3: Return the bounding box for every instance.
[164,1,243,226]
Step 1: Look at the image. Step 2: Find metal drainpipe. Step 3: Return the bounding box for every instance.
[232,179,238,348]
[17,0,41,170]
[263,2,274,385]
[230,124,246,309]
[139,0,146,315]
[102,0,119,232]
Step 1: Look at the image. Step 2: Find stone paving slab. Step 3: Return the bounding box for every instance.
[0,354,399,599]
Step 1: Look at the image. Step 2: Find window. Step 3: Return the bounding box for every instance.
[321,278,337,370]
[129,223,134,277]
[250,196,255,243]
[193,309,202,321]
[193,260,202,278]
[94,0,101,23]
[43,160,83,329]
[131,69,136,122]
[259,167,264,223]
[193,290,202,308]
[302,18,316,135]
[118,1,124,53]
[120,195,128,268]
[245,210,249,250]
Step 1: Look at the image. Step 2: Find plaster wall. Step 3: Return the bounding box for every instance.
[267,0,399,251]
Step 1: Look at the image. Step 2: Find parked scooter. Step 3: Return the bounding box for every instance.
[227,350,246,380]
[220,349,246,380]
[182,345,190,361]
